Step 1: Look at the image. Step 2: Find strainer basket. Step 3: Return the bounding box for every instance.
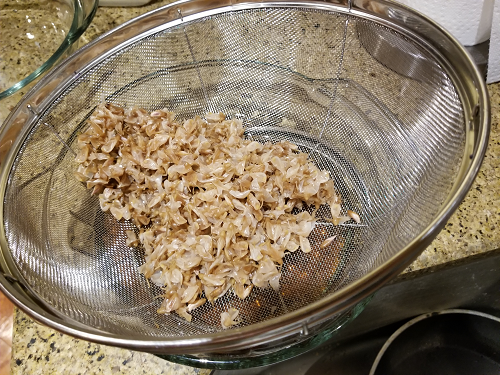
[0,0,489,369]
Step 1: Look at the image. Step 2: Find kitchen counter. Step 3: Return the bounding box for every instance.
[6,1,500,374]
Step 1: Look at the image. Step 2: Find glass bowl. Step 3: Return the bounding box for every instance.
[0,0,97,124]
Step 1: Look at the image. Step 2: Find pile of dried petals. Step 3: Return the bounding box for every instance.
[74,103,358,324]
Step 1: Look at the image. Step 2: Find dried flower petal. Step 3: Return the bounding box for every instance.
[221,307,240,329]
[320,235,337,249]
[347,210,361,224]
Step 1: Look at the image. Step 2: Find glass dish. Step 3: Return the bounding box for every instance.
[0,0,97,124]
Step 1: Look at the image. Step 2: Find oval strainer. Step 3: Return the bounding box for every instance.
[0,0,489,369]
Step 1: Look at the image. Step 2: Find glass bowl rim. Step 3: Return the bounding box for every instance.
[0,0,98,100]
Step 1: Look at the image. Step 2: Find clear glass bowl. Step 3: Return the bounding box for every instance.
[0,0,97,124]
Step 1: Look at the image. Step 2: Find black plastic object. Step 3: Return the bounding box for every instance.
[370,310,500,375]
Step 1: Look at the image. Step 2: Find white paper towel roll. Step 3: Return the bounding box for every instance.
[397,0,499,82]
[397,0,495,46]
[487,0,500,83]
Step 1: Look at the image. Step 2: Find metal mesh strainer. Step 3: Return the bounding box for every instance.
[0,0,489,368]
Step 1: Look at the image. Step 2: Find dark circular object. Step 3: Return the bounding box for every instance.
[370,310,500,375]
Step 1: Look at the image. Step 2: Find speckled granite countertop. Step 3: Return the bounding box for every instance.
[6,1,500,374]
[12,312,210,375]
